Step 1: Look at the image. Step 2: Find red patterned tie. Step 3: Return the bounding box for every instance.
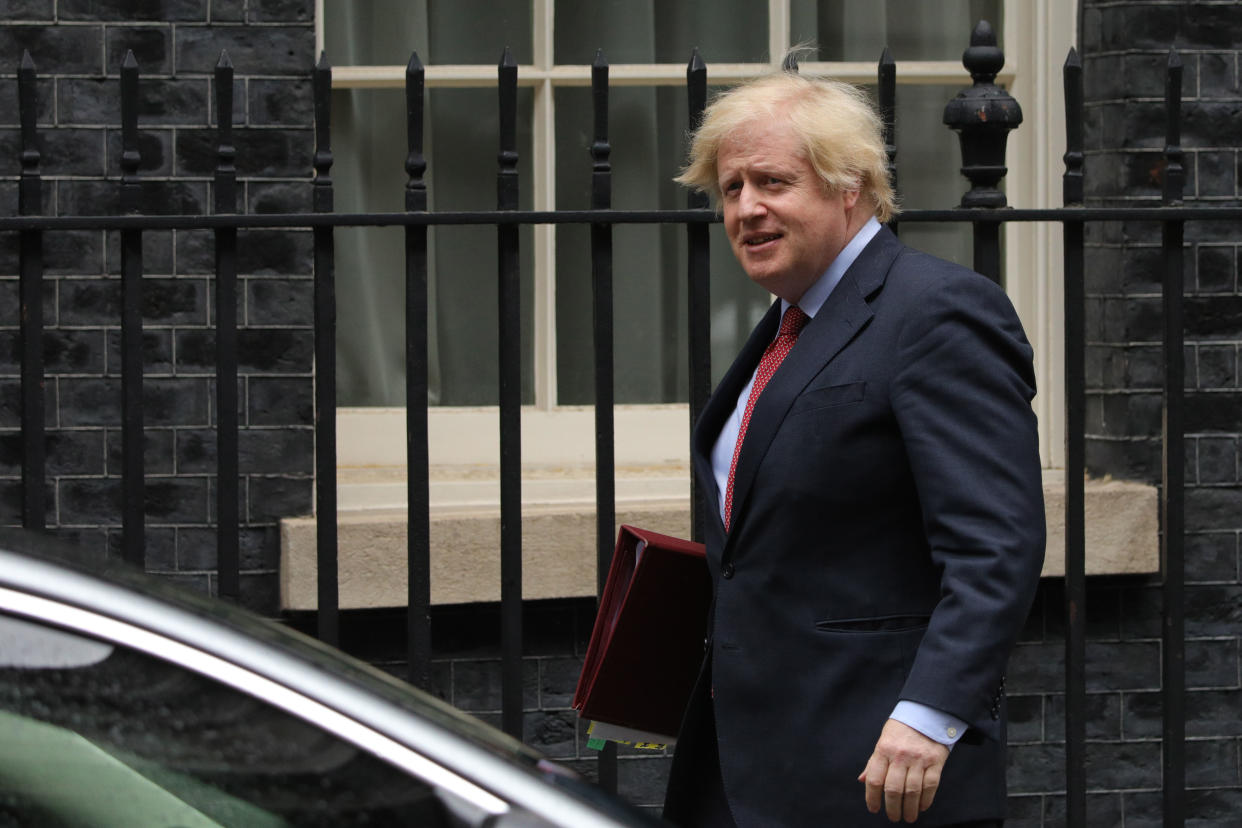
[724,305,810,531]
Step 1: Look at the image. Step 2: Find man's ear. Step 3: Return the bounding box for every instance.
[842,188,862,209]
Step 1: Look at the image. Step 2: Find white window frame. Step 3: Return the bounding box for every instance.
[314,0,1075,499]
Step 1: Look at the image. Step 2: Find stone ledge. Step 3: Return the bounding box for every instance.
[279,471,1158,610]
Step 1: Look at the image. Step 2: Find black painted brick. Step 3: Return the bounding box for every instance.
[1196,345,1237,388]
[176,127,312,177]
[59,0,208,22]
[523,709,576,759]
[1044,691,1124,741]
[0,1,53,19]
[245,277,312,326]
[1187,487,1242,531]
[1125,688,1242,738]
[1186,638,1241,687]
[237,229,313,275]
[0,24,103,75]
[1197,244,1237,293]
[1196,151,1238,197]
[1197,436,1238,482]
[248,0,314,24]
[245,376,312,426]
[175,329,313,374]
[246,181,313,214]
[58,77,210,127]
[248,79,312,126]
[1186,531,1240,582]
[42,232,104,275]
[104,426,175,475]
[103,330,174,376]
[175,425,311,474]
[1086,740,1163,789]
[102,230,176,275]
[1199,53,1240,97]
[105,26,173,75]
[245,474,310,522]
[104,128,174,176]
[59,179,207,217]
[175,26,314,76]
[177,525,279,570]
[1186,295,1242,340]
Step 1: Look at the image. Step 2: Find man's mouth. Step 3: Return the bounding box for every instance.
[744,233,781,247]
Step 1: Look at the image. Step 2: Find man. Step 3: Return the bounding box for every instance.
[662,71,1045,827]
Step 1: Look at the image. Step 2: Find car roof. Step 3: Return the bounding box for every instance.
[0,529,656,827]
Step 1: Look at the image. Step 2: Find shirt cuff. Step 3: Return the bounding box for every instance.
[890,700,968,748]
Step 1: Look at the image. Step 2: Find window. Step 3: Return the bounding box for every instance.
[316,0,1072,491]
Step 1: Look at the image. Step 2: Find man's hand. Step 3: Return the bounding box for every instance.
[857,718,951,823]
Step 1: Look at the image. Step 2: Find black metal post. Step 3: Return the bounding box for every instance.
[214,51,240,601]
[313,52,339,646]
[942,21,1022,283]
[686,49,710,545]
[119,51,145,567]
[496,47,524,741]
[589,48,619,794]
[878,47,897,236]
[405,51,432,692]
[18,51,45,531]
[1160,49,1186,828]
[1061,46,1087,828]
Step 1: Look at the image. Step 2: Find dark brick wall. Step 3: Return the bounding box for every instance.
[0,1,316,611]
[1030,1,1242,825]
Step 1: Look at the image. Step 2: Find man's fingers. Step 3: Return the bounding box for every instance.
[859,754,888,814]
[919,762,941,814]
[901,766,923,823]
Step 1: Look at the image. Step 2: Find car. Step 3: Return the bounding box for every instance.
[0,529,661,827]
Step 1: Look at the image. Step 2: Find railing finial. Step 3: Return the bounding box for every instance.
[942,20,1022,209]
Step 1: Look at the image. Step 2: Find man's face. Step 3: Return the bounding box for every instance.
[716,120,863,304]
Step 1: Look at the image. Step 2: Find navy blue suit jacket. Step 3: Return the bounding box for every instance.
[669,226,1045,826]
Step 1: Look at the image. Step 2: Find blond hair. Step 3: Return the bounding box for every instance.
[675,71,898,223]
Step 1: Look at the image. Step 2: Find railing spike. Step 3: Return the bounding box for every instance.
[1065,45,1081,68]
[317,50,330,70]
[217,49,232,69]
[21,49,34,71]
[407,50,423,73]
[689,47,705,73]
[123,49,138,70]
[500,46,515,68]
[594,47,607,68]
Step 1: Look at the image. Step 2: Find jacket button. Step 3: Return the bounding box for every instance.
[722,562,735,579]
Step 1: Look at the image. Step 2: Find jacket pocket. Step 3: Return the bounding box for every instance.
[793,380,865,414]
[814,614,930,634]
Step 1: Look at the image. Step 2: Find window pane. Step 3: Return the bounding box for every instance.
[323,0,531,65]
[790,0,1001,61]
[555,0,768,65]
[889,84,976,269]
[333,88,535,407]
[554,85,766,405]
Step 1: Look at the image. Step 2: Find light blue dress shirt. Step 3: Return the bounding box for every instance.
[708,216,967,748]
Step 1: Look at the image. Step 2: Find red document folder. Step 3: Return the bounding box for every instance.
[572,525,712,741]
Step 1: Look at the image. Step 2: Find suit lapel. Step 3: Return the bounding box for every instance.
[725,227,903,535]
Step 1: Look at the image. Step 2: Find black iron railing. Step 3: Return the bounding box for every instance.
[6,21,1242,827]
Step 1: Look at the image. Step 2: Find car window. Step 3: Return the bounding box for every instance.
[0,613,477,827]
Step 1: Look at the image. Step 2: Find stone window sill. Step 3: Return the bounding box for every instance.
[279,467,1158,610]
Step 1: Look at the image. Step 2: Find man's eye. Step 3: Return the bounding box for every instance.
[767,176,783,185]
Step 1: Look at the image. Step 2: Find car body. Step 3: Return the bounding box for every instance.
[0,530,660,827]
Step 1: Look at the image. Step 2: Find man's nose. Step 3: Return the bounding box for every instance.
[737,184,767,219]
